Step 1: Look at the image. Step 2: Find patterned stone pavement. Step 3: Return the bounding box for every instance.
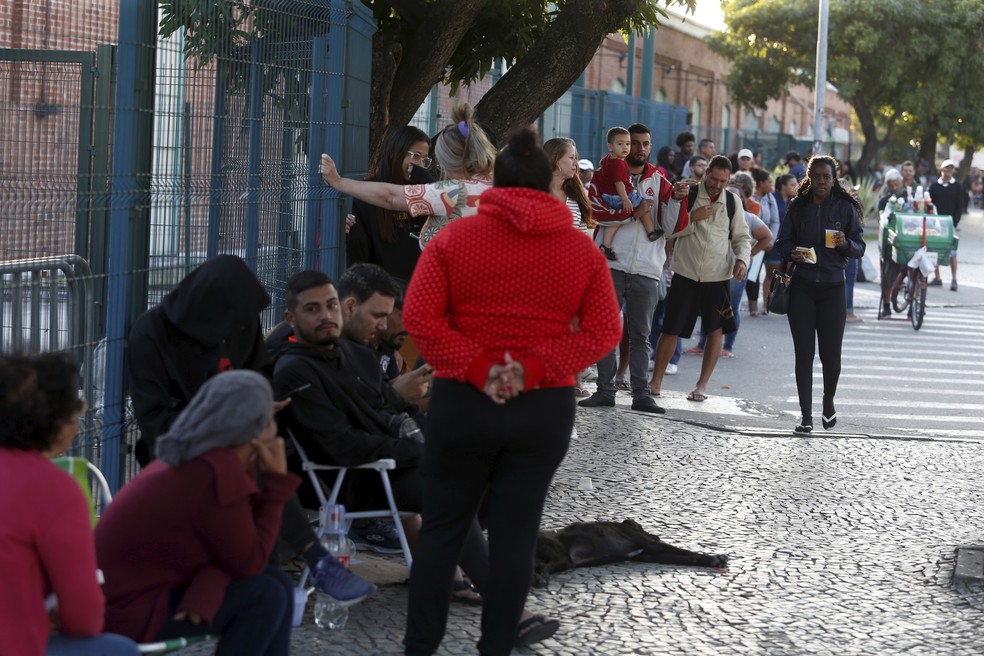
[185,408,984,655]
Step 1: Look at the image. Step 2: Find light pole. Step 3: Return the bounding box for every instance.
[812,0,829,156]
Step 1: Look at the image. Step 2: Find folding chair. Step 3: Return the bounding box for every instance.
[288,429,414,588]
[52,456,215,654]
[52,456,113,526]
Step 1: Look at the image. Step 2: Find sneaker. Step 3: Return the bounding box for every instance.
[311,555,376,606]
[578,392,615,408]
[951,280,958,291]
[929,277,943,287]
[878,307,892,320]
[349,519,403,554]
[631,396,666,414]
[665,363,678,375]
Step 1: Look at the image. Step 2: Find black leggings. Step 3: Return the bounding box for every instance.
[404,380,574,656]
[786,278,846,418]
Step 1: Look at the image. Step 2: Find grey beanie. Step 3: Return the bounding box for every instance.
[155,370,274,466]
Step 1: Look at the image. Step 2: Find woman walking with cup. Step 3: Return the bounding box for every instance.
[775,155,865,434]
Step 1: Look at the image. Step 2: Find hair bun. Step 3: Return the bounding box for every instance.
[507,127,539,157]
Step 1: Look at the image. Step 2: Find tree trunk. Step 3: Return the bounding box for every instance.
[918,135,937,171]
[958,146,976,183]
[474,0,646,143]
[366,0,491,168]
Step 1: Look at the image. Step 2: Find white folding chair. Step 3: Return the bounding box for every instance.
[288,430,414,587]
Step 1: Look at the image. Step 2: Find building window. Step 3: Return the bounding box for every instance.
[743,109,759,131]
[655,87,667,102]
[768,116,781,133]
[611,78,626,94]
[690,98,703,131]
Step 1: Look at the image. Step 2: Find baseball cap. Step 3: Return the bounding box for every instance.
[578,159,594,171]
[940,159,956,169]
[737,148,753,159]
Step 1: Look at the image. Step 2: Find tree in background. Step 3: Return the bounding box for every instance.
[708,0,984,175]
[159,0,696,169]
[364,0,695,165]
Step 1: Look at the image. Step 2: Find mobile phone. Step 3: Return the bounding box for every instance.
[277,383,311,401]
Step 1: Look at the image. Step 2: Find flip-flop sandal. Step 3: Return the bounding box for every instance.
[515,614,560,647]
[451,579,483,606]
[614,378,631,391]
[687,389,708,402]
[647,389,661,397]
[573,386,591,398]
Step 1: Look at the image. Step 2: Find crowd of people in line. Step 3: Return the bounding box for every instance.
[8,100,978,655]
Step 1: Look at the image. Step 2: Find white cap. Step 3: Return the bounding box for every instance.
[578,159,594,171]
[737,148,754,159]
[940,159,956,169]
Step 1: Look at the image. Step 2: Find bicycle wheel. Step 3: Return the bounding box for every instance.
[910,271,926,330]
[891,269,910,313]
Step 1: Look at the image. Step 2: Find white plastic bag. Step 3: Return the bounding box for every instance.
[907,246,938,277]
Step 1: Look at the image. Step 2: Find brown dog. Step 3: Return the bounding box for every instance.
[533,519,728,586]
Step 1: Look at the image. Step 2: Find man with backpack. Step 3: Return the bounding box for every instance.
[649,155,751,404]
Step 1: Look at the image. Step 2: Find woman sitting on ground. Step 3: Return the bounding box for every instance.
[321,103,496,249]
[95,371,301,655]
[0,352,138,656]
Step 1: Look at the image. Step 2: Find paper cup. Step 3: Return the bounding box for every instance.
[578,476,594,491]
[824,229,838,248]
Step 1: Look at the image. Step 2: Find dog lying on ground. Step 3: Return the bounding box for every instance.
[533,519,728,587]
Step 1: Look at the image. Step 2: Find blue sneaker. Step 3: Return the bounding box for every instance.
[311,556,376,607]
[349,519,403,554]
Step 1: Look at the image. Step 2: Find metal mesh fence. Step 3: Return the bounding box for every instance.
[1,0,370,487]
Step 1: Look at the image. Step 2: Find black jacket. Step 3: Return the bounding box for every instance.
[273,339,423,468]
[127,255,271,463]
[776,194,866,284]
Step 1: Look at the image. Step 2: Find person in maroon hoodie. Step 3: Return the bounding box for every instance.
[401,128,623,656]
[95,370,300,655]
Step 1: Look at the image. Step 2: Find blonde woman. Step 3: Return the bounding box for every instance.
[321,104,497,249]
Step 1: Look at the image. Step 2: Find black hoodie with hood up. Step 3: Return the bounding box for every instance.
[127,255,271,464]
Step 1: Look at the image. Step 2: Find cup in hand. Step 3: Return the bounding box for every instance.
[824,229,838,248]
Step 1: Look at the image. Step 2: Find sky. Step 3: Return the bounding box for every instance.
[689,0,726,31]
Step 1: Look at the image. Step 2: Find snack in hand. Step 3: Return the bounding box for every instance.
[794,246,817,264]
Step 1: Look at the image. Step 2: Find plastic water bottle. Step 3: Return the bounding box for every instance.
[312,504,355,630]
[313,592,349,630]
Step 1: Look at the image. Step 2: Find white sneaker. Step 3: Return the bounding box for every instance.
[665,363,678,375]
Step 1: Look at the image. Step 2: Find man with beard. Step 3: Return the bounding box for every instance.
[580,123,689,414]
[337,265,433,408]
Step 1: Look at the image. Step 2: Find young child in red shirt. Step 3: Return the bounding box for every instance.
[589,126,662,260]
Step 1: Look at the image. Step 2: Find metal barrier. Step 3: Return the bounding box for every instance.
[0,254,100,459]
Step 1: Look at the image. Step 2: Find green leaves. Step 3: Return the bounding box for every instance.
[711,0,984,164]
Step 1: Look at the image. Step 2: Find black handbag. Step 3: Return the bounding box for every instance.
[767,263,794,315]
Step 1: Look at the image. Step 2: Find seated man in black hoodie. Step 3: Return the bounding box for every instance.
[126,255,373,604]
[271,269,426,512]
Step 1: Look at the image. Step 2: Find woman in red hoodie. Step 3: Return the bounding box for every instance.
[0,353,138,656]
[401,128,622,656]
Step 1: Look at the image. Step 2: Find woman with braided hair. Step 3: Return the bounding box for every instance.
[775,155,865,434]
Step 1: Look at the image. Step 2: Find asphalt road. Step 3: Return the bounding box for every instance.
[641,209,984,441]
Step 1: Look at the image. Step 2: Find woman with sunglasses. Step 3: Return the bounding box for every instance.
[347,126,434,280]
[322,103,496,251]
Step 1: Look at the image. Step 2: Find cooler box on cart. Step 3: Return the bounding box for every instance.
[883,212,957,266]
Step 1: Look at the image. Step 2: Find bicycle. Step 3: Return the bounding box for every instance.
[889,262,927,330]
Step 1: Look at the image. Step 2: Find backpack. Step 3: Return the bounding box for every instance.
[688,184,737,240]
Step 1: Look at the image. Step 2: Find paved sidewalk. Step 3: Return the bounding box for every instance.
[187,409,984,655]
